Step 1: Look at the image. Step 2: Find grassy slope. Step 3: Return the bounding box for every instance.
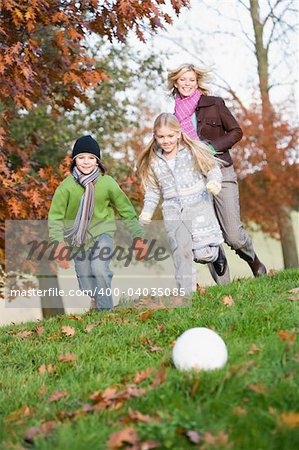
[0,269,298,450]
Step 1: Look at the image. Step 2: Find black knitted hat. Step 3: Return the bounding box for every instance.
[72,135,101,160]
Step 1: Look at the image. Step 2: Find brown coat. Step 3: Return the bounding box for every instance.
[195,96,243,166]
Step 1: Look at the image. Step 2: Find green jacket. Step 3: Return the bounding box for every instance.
[48,174,143,246]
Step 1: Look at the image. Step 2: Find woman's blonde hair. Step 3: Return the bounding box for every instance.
[137,113,216,188]
[167,63,213,97]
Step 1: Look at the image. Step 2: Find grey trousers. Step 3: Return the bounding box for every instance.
[208,165,256,285]
[164,213,220,295]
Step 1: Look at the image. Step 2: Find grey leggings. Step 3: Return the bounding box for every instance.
[208,165,256,285]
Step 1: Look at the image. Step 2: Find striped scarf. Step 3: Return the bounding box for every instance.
[174,89,201,140]
[64,166,100,247]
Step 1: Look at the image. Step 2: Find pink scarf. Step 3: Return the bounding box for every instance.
[174,89,201,140]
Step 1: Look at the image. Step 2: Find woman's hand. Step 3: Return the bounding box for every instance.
[206,180,222,196]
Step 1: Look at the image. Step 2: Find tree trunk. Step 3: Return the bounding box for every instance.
[277,206,299,268]
[249,0,272,118]
[39,260,65,318]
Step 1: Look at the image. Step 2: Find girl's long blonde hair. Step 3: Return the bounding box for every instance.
[167,63,213,97]
[137,113,217,188]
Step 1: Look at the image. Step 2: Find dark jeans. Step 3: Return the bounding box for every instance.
[74,233,113,310]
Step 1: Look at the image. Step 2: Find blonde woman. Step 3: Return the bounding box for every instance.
[137,113,227,295]
[167,63,266,283]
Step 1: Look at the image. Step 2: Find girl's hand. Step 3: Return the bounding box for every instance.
[134,238,148,261]
[53,242,70,269]
[139,211,152,225]
[206,180,222,196]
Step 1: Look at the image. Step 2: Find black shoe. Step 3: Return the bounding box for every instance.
[248,255,267,277]
[213,247,228,276]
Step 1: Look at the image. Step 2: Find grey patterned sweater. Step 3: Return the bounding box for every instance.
[141,146,224,248]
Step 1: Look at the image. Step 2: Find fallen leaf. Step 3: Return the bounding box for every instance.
[284,369,296,379]
[61,325,76,337]
[289,287,299,293]
[151,366,167,388]
[220,295,235,307]
[47,390,69,403]
[102,386,119,402]
[39,385,46,398]
[17,330,33,338]
[5,405,32,423]
[247,383,267,394]
[247,343,261,355]
[107,426,138,449]
[24,420,55,443]
[140,336,162,353]
[202,431,229,448]
[278,330,296,343]
[268,269,277,276]
[127,408,154,423]
[238,360,255,376]
[133,367,154,384]
[125,384,147,398]
[139,311,153,321]
[38,364,56,376]
[225,360,255,379]
[287,296,299,301]
[35,326,44,337]
[139,440,160,450]
[233,406,247,416]
[67,315,84,321]
[186,429,201,444]
[190,377,200,398]
[196,283,206,295]
[292,352,299,362]
[277,411,299,429]
[85,324,96,333]
[156,324,165,332]
[58,353,77,362]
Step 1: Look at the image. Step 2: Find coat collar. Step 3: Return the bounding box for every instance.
[197,95,216,108]
[154,146,186,161]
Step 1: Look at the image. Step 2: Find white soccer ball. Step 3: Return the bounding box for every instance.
[172,327,228,371]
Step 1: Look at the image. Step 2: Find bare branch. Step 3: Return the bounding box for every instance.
[158,33,247,111]
[236,6,256,48]
[265,0,297,49]
[238,0,251,12]
[213,81,249,113]
[268,81,297,91]
[200,0,242,24]
[263,0,283,27]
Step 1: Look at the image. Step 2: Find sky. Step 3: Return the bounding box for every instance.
[128,0,298,115]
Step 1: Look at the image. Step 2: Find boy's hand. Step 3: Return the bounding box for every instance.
[53,242,70,269]
[134,238,148,261]
[206,180,222,196]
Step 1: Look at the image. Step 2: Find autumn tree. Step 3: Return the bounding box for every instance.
[159,0,298,268]
[0,0,190,313]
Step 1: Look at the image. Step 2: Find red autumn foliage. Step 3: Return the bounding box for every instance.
[233,108,299,236]
[0,1,189,269]
[0,0,189,122]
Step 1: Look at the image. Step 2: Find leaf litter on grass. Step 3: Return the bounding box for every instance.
[3,270,299,449]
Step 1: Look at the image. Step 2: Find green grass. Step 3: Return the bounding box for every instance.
[0,269,298,450]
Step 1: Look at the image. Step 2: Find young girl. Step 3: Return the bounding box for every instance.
[137,113,227,295]
[167,63,266,282]
[48,135,145,310]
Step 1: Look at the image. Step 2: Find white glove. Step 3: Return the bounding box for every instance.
[139,211,152,225]
[206,180,222,196]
